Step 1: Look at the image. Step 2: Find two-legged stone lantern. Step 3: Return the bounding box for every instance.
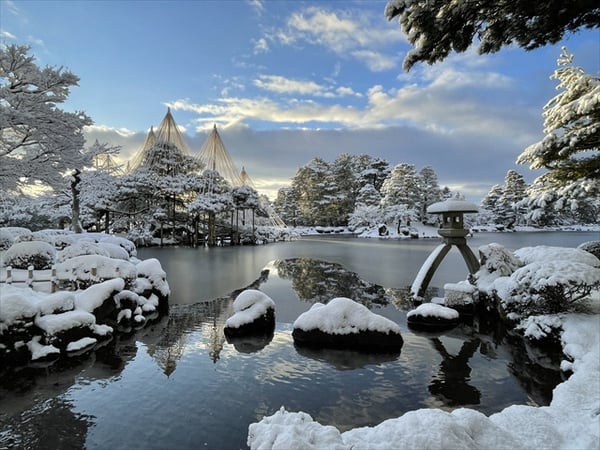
[411,199,480,299]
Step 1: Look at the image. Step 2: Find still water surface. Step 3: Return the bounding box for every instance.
[0,232,596,449]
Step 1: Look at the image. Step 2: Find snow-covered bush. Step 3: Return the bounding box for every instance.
[578,240,600,259]
[494,260,600,316]
[98,242,130,260]
[99,236,137,257]
[2,227,31,240]
[3,241,56,269]
[52,233,76,250]
[0,228,15,250]
[476,245,600,318]
[55,254,137,289]
[478,243,522,277]
[56,241,110,262]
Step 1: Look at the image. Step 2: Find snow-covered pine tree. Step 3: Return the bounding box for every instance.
[518,48,599,224]
[385,0,600,71]
[497,170,528,227]
[418,165,443,223]
[380,163,420,210]
[480,184,504,224]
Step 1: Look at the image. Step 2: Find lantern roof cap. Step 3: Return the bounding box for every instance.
[427,199,479,214]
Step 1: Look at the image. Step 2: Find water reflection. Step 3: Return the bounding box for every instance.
[294,345,400,370]
[273,258,391,308]
[0,253,568,449]
[225,332,274,353]
[428,337,482,406]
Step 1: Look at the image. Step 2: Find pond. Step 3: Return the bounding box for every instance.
[0,232,596,449]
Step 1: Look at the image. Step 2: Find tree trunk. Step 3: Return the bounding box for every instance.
[70,169,83,233]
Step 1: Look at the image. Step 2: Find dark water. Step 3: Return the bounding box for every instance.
[0,232,595,449]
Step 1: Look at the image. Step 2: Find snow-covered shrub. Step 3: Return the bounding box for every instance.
[57,241,110,263]
[578,240,600,260]
[493,259,600,316]
[98,242,130,260]
[99,236,137,257]
[52,234,76,250]
[475,244,600,318]
[3,241,56,269]
[474,243,523,291]
[2,227,31,239]
[14,231,34,242]
[31,231,56,246]
[514,246,600,268]
[0,228,15,250]
[55,254,136,289]
[479,243,522,276]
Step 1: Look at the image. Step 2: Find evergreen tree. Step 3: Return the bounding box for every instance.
[418,165,443,223]
[355,183,382,207]
[380,163,420,210]
[518,48,599,223]
[385,1,600,71]
[480,184,504,224]
[497,170,528,227]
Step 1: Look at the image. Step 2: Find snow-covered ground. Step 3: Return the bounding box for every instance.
[292,223,600,238]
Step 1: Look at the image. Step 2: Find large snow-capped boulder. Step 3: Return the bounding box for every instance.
[292,297,403,351]
[407,303,460,330]
[224,289,275,337]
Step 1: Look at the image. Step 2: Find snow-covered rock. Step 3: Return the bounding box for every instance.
[407,303,460,330]
[292,297,403,351]
[225,289,276,336]
[135,257,170,298]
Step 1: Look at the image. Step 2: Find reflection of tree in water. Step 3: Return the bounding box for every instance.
[428,337,482,406]
[0,397,92,450]
[273,258,390,308]
[146,269,270,374]
[505,334,565,406]
[146,299,232,375]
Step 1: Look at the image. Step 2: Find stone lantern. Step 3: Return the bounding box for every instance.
[411,198,480,299]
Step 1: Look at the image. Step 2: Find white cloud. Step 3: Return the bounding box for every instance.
[254,75,325,95]
[84,124,137,138]
[276,6,404,72]
[247,0,264,16]
[253,37,269,54]
[168,57,539,143]
[351,49,396,72]
[0,29,17,39]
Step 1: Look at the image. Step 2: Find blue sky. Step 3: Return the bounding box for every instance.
[2,0,599,201]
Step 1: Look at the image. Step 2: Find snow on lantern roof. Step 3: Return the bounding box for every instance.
[427,199,479,214]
